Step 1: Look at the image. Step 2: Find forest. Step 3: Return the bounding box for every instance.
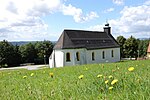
[116,36,149,58]
[0,40,54,67]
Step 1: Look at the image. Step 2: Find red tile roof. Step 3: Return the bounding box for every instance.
[147,42,150,52]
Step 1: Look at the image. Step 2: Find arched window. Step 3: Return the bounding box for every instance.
[66,52,71,62]
[92,52,95,61]
[76,52,80,61]
[111,50,114,57]
[102,51,105,59]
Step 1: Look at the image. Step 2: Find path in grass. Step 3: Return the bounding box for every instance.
[0,64,48,71]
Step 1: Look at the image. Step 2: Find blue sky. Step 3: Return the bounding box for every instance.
[0,0,150,41]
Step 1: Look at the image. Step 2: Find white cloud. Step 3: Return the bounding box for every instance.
[0,0,99,41]
[0,0,62,41]
[112,0,124,5]
[88,3,150,39]
[61,4,99,23]
[88,25,104,31]
[144,0,150,5]
[110,4,150,37]
[104,8,115,13]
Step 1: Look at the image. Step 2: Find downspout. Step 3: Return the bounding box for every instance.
[73,50,75,66]
[84,48,87,64]
[53,50,56,67]
[63,51,65,67]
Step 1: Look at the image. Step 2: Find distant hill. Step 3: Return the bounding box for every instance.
[10,41,36,46]
[138,38,150,40]
[10,41,56,46]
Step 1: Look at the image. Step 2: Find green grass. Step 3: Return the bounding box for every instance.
[0,60,150,100]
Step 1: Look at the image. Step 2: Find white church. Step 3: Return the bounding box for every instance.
[49,24,120,68]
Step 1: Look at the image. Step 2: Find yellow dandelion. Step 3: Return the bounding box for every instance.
[111,79,118,85]
[49,72,54,78]
[109,75,113,79]
[86,68,88,70]
[78,75,84,79]
[97,74,103,78]
[23,76,27,79]
[105,80,109,84]
[30,73,34,76]
[128,67,134,72]
[103,76,106,79]
[109,86,113,90]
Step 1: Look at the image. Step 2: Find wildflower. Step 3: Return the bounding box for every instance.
[23,76,27,79]
[109,86,113,90]
[111,79,118,85]
[128,67,134,72]
[109,75,113,79]
[105,80,109,84]
[30,73,34,76]
[97,74,103,78]
[78,75,84,79]
[85,68,88,70]
[49,72,54,78]
[103,76,106,79]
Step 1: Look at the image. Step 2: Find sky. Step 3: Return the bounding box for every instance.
[0,0,150,41]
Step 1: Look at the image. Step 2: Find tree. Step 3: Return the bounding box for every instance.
[34,40,54,64]
[0,40,21,67]
[137,39,144,57]
[124,36,138,58]
[19,40,54,64]
[116,36,126,58]
[138,40,149,57]
[19,43,37,63]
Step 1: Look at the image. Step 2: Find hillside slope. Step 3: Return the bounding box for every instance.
[0,60,149,99]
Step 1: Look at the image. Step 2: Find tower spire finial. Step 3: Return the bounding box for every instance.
[106,19,108,24]
[105,19,109,26]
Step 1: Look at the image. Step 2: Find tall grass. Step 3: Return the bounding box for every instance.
[0,60,149,100]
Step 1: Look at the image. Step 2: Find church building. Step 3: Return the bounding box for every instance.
[49,24,120,68]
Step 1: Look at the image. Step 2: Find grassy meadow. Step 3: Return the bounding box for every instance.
[0,60,150,100]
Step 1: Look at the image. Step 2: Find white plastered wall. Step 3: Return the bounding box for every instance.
[49,50,64,68]
[62,49,86,67]
[49,47,120,68]
[86,48,120,64]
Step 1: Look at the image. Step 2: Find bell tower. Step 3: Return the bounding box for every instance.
[104,23,111,34]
